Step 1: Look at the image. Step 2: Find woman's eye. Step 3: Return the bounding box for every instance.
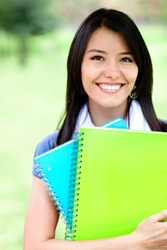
[91,55,104,61]
[121,57,133,63]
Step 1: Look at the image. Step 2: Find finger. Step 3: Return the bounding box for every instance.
[148,210,167,223]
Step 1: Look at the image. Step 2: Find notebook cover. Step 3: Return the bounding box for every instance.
[34,117,127,220]
[66,127,167,240]
[34,138,76,219]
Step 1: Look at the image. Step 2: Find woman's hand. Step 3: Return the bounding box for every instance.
[131,210,167,249]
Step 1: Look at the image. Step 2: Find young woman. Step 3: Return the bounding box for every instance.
[24,8,167,250]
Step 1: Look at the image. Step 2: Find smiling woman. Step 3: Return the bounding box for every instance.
[24,8,167,250]
[81,27,139,125]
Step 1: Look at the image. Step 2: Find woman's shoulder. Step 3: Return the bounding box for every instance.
[32,131,59,178]
[34,131,59,158]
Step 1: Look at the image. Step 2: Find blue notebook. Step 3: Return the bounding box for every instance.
[34,116,127,220]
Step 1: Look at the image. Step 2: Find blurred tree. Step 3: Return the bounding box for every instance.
[0,0,57,64]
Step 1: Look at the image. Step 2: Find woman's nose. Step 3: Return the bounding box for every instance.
[104,60,121,80]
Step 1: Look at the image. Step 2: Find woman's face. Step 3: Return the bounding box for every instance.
[81,27,138,121]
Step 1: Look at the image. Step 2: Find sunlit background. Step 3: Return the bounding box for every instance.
[0,0,167,249]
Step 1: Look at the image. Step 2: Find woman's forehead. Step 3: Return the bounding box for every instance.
[85,27,130,52]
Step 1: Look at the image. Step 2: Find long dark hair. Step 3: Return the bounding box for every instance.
[55,8,166,146]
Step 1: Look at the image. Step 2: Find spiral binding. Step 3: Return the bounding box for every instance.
[33,132,81,222]
[65,132,84,240]
[33,162,67,217]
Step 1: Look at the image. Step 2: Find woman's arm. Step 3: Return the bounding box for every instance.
[23,177,167,250]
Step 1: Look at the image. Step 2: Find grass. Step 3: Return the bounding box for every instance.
[0,24,167,250]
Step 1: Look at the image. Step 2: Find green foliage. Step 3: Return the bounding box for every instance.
[0,0,57,64]
[0,0,56,36]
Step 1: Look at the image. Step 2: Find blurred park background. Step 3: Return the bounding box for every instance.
[0,0,167,249]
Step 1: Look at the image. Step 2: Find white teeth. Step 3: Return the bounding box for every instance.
[99,84,121,91]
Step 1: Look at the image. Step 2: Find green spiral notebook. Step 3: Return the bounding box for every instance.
[65,127,167,240]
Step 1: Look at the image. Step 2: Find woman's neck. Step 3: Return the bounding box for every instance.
[88,102,129,127]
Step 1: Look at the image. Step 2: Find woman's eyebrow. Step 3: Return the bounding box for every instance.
[87,49,133,55]
[87,49,107,54]
[119,51,133,55]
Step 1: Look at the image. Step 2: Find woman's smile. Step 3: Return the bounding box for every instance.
[96,83,123,93]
